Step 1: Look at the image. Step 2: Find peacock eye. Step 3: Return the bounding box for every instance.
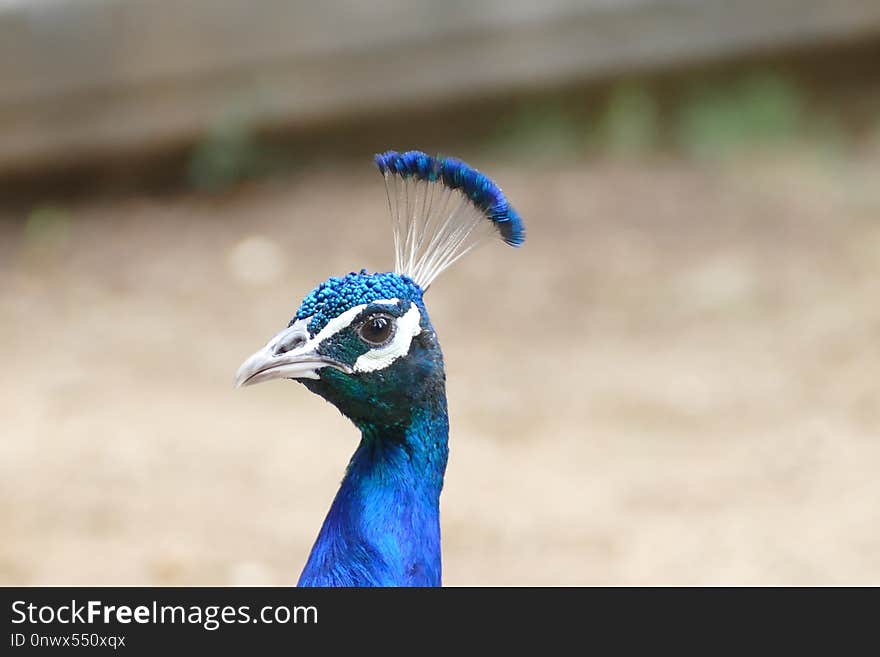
[358,314,395,346]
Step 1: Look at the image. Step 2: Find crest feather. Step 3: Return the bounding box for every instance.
[374,150,524,290]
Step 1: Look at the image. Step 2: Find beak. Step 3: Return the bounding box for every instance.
[234,321,352,388]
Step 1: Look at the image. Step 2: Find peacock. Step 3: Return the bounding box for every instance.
[234,150,524,586]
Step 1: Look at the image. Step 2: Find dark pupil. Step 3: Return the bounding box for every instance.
[362,316,392,344]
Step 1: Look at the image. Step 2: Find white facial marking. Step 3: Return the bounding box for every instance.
[236,298,420,387]
[285,298,422,376]
[354,304,422,373]
[309,303,374,346]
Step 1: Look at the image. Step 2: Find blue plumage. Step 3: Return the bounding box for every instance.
[298,391,448,586]
[295,270,423,334]
[234,151,524,587]
[375,150,525,247]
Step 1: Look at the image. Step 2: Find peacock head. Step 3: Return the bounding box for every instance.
[235,269,442,427]
[234,150,524,428]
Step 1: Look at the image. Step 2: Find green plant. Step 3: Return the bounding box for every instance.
[677,73,803,159]
[596,82,659,157]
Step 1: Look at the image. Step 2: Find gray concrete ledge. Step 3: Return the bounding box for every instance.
[2,0,879,173]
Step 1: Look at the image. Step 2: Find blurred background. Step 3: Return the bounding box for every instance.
[2,0,880,585]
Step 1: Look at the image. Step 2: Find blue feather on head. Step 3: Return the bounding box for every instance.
[295,270,424,335]
[374,150,525,249]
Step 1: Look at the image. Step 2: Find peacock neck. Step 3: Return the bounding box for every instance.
[297,396,449,587]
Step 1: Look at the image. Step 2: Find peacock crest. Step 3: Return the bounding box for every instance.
[374,150,525,290]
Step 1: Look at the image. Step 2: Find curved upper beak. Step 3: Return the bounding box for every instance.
[234,321,352,388]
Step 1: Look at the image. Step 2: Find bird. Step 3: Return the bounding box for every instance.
[234,150,524,586]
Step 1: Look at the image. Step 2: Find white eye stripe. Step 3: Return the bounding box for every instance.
[354,304,422,373]
[298,298,401,350]
[287,298,422,373]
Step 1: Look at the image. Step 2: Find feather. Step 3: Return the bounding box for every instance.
[374,150,524,290]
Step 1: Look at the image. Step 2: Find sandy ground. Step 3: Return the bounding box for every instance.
[2,150,880,585]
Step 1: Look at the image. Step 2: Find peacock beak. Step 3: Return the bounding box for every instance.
[234,320,352,388]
